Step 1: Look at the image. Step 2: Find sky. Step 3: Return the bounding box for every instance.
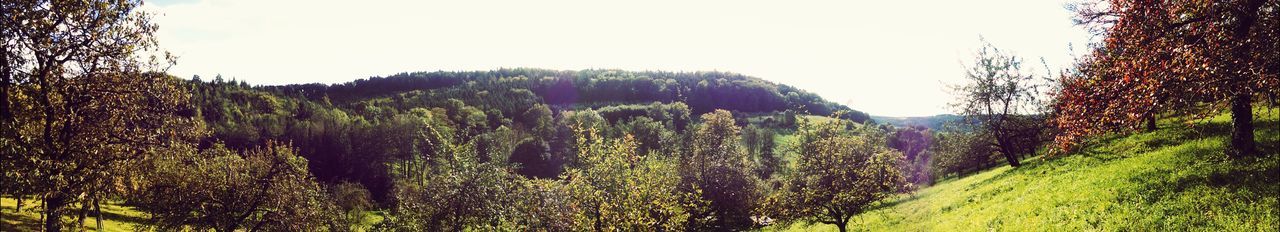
[143,0,1092,117]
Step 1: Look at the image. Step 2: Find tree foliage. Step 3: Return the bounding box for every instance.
[562,127,705,230]
[0,1,199,230]
[133,143,339,232]
[1059,0,1280,156]
[769,117,906,232]
[681,110,761,230]
[950,40,1048,167]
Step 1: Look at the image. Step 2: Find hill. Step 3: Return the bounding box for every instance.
[871,114,962,129]
[255,68,869,121]
[185,68,869,201]
[772,109,1279,231]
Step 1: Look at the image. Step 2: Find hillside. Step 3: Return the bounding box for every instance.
[255,68,869,121]
[184,68,870,201]
[772,109,1279,231]
[871,114,963,129]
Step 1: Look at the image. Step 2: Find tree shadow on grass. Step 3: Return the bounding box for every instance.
[1120,143,1280,209]
[0,206,44,232]
[97,207,148,227]
[0,203,149,231]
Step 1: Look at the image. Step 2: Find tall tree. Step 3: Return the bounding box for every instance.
[1060,0,1279,156]
[680,110,760,230]
[0,1,195,231]
[951,40,1044,167]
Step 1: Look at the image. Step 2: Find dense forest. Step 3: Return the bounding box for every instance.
[185,69,871,203]
[2,0,1277,231]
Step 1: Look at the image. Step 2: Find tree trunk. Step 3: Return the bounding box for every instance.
[1226,0,1262,158]
[1,45,11,121]
[94,199,103,232]
[1144,112,1157,132]
[1229,92,1256,157]
[996,137,1021,167]
[837,222,848,232]
[44,193,66,232]
[78,199,90,230]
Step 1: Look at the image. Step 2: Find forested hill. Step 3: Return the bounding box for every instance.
[186,68,869,202]
[254,68,869,121]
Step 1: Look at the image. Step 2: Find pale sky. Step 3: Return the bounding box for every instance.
[143,0,1091,117]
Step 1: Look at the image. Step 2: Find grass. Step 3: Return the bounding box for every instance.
[1,198,145,232]
[770,109,1280,231]
[1,198,387,231]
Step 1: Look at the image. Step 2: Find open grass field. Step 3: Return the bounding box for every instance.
[770,109,1280,231]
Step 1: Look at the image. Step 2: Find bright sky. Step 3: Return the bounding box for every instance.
[144,0,1091,117]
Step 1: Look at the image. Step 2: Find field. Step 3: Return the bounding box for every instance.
[771,109,1279,231]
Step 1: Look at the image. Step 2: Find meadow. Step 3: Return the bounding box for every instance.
[771,109,1279,231]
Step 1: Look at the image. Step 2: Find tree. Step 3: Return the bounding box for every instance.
[743,125,780,179]
[680,110,760,230]
[1060,0,1280,156]
[950,40,1045,167]
[889,125,932,187]
[928,122,1001,178]
[769,118,905,232]
[384,132,521,231]
[133,143,339,232]
[562,127,704,230]
[331,181,375,231]
[0,1,196,230]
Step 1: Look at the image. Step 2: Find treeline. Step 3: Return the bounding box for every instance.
[258,68,870,122]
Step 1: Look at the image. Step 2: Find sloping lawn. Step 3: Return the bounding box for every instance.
[771,109,1279,231]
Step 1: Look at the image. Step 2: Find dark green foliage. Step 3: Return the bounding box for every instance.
[510,138,560,178]
[265,69,868,122]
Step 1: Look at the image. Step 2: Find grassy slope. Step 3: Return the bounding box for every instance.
[773,109,1279,231]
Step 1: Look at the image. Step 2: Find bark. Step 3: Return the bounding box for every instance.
[1230,92,1256,157]
[78,198,90,230]
[1226,0,1263,157]
[1144,112,1157,132]
[44,193,66,232]
[995,136,1021,167]
[1,42,11,121]
[94,199,103,232]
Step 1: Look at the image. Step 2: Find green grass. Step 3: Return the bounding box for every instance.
[1,198,145,232]
[770,109,1280,231]
[1,198,387,231]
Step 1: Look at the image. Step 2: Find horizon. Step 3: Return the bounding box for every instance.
[144,0,1092,117]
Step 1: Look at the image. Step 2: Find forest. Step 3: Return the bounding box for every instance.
[2,0,1278,231]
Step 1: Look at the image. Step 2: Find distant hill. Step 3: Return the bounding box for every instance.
[871,114,962,129]
[186,68,872,200]
[260,68,870,122]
